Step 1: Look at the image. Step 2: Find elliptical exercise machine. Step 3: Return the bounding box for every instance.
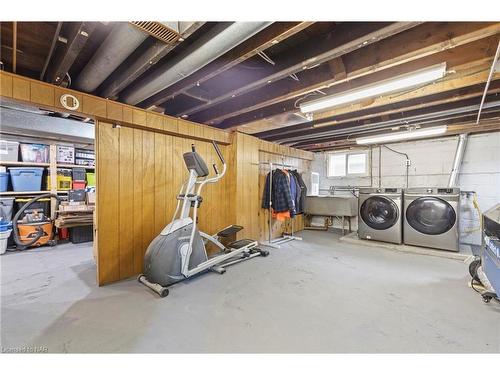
[138,141,268,297]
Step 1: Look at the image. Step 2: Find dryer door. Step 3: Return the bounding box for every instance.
[406,197,456,235]
[360,196,399,230]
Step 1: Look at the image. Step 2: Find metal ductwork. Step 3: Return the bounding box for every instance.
[448,133,468,187]
[99,22,204,100]
[1,106,94,143]
[74,23,149,93]
[121,22,272,106]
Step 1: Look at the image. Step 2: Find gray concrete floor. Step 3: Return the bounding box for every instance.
[1,231,499,353]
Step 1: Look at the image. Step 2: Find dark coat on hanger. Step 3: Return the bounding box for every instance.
[262,169,294,213]
[290,170,307,214]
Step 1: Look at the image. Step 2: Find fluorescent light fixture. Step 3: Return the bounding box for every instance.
[355,126,447,145]
[300,63,447,113]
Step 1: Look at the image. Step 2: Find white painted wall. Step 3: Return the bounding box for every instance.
[312,132,500,210]
[310,132,500,241]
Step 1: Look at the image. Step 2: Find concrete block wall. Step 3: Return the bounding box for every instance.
[310,132,500,236]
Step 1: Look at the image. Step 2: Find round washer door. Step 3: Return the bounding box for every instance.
[360,196,399,230]
[406,197,456,235]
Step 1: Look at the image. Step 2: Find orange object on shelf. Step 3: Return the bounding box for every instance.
[73,181,86,189]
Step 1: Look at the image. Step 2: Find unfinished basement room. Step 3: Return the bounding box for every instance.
[0,1,499,371]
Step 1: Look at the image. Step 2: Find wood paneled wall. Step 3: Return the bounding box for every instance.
[0,71,231,145]
[96,121,232,285]
[228,133,312,242]
[258,151,311,242]
[0,71,314,285]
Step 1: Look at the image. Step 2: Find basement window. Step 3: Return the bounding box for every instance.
[327,151,368,177]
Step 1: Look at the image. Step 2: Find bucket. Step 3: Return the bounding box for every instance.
[0,225,12,255]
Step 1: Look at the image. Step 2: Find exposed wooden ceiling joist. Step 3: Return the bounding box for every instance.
[222,37,500,133]
[287,99,500,148]
[257,81,500,142]
[165,22,420,118]
[136,22,314,108]
[303,117,500,151]
[44,22,96,84]
[201,22,500,128]
[99,22,205,99]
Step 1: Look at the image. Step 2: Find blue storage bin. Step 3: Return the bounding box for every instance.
[0,172,8,192]
[8,167,44,192]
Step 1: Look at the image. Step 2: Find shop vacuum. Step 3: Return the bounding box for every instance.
[12,193,59,250]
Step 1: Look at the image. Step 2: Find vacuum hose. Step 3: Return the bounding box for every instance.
[12,193,60,249]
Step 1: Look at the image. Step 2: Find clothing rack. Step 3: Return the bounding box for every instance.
[258,158,303,249]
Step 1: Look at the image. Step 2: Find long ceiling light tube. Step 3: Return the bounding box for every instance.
[272,99,500,145]
[355,125,447,145]
[299,63,447,113]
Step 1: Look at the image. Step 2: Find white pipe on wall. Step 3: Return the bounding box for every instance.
[448,133,468,188]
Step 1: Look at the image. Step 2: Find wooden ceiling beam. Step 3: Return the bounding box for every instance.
[205,22,500,127]
[267,91,500,145]
[302,118,500,151]
[136,22,315,108]
[165,22,420,118]
[12,22,17,73]
[258,82,500,142]
[217,37,500,130]
[289,106,500,148]
[44,22,96,85]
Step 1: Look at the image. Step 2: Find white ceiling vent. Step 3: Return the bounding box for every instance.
[130,22,180,44]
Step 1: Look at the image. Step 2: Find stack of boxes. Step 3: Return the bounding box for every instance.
[72,168,87,190]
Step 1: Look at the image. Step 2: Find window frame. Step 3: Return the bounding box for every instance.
[326,150,370,178]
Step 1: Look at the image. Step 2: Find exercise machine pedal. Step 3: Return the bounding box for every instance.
[258,248,270,257]
[216,225,243,238]
[227,238,256,249]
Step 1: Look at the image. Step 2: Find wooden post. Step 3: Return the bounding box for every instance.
[12,22,17,73]
[49,144,58,217]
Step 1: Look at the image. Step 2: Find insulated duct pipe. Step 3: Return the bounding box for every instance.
[448,133,468,187]
[99,22,204,100]
[121,22,272,106]
[74,23,149,92]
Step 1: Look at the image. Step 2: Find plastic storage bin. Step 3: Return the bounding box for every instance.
[20,144,50,163]
[46,168,72,190]
[86,172,95,187]
[70,225,93,244]
[75,149,95,167]
[0,140,20,162]
[68,189,86,202]
[73,181,86,190]
[8,167,44,192]
[72,168,86,181]
[0,172,9,192]
[0,198,15,221]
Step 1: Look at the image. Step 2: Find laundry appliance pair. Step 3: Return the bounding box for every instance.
[358,187,460,252]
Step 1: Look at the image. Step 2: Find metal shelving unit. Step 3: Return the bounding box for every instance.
[1,145,92,214]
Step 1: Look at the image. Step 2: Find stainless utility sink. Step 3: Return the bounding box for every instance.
[304,195,358,217]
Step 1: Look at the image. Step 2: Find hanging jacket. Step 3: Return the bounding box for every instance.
[262,169,295,213]
[290,170,307,214]
[288,172,298,217]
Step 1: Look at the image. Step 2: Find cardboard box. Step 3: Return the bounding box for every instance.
[57,145,75,164]
[59,203,89,212]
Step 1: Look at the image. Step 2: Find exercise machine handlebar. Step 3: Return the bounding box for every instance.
[212,141,225,165]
